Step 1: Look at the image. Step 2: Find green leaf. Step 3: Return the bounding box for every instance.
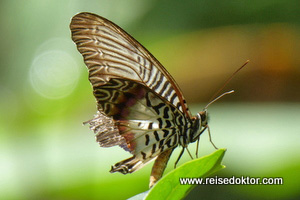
[145,148,226,200]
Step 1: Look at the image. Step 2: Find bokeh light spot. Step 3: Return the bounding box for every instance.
[30,50,79,99]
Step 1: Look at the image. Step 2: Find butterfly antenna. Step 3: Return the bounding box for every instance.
[208,60,249,104]
[204,90,234,109]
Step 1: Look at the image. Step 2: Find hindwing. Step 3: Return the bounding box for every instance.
[85,78,191,173]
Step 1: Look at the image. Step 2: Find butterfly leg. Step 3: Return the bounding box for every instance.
[196,137,200,158]
[195,126,207,158]
[186,147,193,160]
[206,125,218,149]
[149,148,174,188]
[174,147,185,169]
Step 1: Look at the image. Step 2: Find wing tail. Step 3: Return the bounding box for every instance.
[110,156,156,174]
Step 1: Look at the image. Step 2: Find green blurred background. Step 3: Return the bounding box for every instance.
[1,0,299,199]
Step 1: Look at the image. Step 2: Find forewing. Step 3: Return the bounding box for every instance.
[70,12,191,117]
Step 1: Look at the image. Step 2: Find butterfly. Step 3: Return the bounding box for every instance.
[70,12,236,187]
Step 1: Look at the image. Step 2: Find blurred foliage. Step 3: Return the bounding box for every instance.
[0,0,299,200]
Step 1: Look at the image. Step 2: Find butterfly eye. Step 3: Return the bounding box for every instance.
[198,110,208,126]
[202,112,208,125]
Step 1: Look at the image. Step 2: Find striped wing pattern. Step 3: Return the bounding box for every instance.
[70,12,191,117]
[70,13,193,177]
[95,78,191,173]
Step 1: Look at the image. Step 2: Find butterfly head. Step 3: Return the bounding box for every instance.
[190,110,209,143]
[198,110,208,127]
[190,90,234,143]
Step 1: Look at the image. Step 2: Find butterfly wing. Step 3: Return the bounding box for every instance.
[70,13,192,174]
[70,12,191,117]
[86,78,188,173]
